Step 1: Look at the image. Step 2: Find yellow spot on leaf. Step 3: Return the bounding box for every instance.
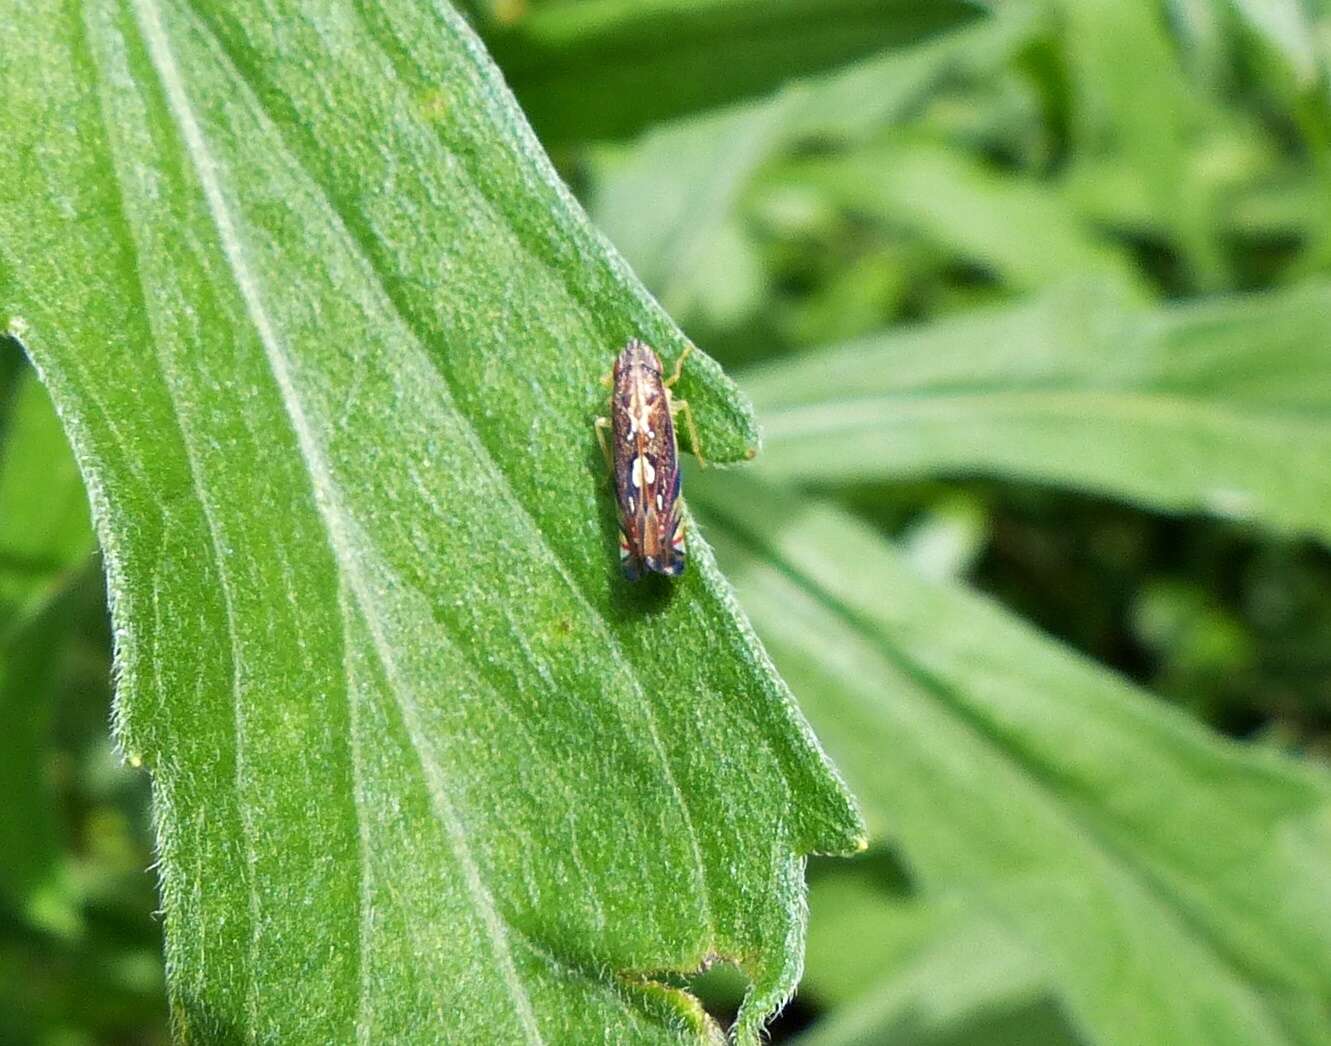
[420,89,450,121]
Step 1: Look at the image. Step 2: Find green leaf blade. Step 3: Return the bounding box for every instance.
[0,0,861,1040]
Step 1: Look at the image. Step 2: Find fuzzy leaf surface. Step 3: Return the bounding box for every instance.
[0,1,862,1040]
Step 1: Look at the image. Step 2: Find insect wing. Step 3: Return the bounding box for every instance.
[610,351,647,579]
[657,463,686,576]
[617,517,644,580]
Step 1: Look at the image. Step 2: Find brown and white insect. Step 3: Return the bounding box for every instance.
[595,339,704,580]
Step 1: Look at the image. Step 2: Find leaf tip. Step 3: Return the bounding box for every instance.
[676,340,762,464]
[790,766,868,862]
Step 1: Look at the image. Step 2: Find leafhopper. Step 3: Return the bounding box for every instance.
[595,340,704,580]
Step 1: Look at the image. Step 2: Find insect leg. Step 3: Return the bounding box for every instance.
[669,396,707,469]
[664,343,695,388]
[594,416,613,468]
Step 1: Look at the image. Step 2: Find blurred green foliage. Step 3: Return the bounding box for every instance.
[0,346,164,1044]
[5,0,1331,1041]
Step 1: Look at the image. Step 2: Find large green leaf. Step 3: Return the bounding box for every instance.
[695,476,1331,1046]
[0,1,862,1041]
[741,282,1331,545]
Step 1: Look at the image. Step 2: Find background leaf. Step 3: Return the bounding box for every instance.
[0,355,94,614]
[694,476,1331,1046]
[0,358,95,933]
[741,282,1331,544]
[587,6,1039,334]
[797,858,1081,1046]
[1052,0,1229,288]
[0,0,862,1041]
[0,350,164,1042]
[1226,0,1323,86]
[779,140,1149,299]
[803,896,1077,1046]
[484,0,984,144]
